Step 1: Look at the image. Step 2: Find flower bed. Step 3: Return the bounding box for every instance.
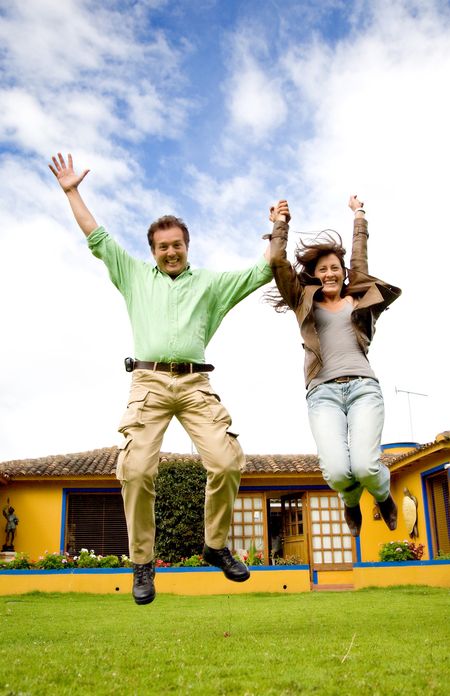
[378,540,424,562]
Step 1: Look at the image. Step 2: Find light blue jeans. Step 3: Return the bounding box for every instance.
[306,377,390,507]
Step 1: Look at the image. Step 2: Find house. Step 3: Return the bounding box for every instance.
[1,433,449,590]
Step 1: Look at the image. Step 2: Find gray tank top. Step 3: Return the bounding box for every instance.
[307,300,376,391]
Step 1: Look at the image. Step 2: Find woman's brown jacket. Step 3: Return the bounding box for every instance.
[268,218,402,388]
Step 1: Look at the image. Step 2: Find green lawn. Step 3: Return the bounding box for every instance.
[0,587,449,695]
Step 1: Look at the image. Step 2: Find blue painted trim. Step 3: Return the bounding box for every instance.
[381,442,419,450]
[62,487,121,494]
[239,485,329,491]
[0,568,132,575]
[355,536,361,563]
[312,570,318,584]
[60,486,122,555]
[421,471,435,558]
[420,462,450,559]
[0,565,309,576]
[354,560,450,568]
[421,463,447,477]
[156,565,309,573]
[59,490,67,554]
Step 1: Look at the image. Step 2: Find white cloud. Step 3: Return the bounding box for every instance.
[226,61,287,140]
[1,0,449,463]
[0,0,192,158]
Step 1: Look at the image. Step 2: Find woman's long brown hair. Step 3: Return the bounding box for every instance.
[265,230,347,312]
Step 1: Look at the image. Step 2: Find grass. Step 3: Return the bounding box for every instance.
[0,587,449,695]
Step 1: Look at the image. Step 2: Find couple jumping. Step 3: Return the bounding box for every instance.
[49,153,401,605]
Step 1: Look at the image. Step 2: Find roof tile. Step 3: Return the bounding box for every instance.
[0,447,397,478]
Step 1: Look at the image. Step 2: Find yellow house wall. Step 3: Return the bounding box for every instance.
[315,570,353,585]
[0,567,311,596]
[353,563,450,588]
[0,478,119,561]
[359,455,447,562]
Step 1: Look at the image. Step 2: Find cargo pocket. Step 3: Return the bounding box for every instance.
[118,385,150,433]
[116,436,132,482]
[197,387,231,426]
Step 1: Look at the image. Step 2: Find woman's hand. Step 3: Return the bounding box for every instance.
[269,199,291,223]
[348,194,364,213]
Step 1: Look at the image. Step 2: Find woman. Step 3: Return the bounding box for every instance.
[266,196,401,536]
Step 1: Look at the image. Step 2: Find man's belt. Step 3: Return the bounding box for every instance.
[124,357,214,374]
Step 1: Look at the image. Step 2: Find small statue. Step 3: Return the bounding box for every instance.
[2,500,19,551]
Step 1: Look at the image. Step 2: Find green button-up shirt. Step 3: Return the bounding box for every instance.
[88,226,273,362]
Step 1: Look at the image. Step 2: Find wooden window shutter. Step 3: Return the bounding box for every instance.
[66,492,129,557]
[429,472,450,555]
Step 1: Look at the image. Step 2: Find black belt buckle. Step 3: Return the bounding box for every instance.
[124,357,135,373]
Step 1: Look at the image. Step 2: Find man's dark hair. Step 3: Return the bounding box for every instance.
[147,215,190,250]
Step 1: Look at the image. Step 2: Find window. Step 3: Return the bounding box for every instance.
[282,496,303,536]
[427,471,450,555]
[229,496,264,552]
[66,492,129,557]
[309,493,354,567]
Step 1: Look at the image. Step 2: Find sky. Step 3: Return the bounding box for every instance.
[0,0,449,462]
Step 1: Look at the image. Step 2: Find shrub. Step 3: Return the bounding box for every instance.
[436,551,450,560]
[173,554,206,568]
[35,552,74,570]
[74,549,98,568]
[0,552,31,569]
[154,460,206,563]
[236,541,265,566]
[97,554,121,568]
[273,555,303,566]
[379,540,424,562]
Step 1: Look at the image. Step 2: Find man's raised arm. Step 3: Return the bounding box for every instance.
[48,152,98,237]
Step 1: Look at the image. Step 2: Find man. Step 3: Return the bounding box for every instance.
[49,153,275,605]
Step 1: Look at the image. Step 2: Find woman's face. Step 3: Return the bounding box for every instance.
[314,253,345,298]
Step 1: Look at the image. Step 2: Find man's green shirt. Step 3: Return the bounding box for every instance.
[88,226,273,363]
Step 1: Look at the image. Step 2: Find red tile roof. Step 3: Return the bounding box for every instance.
[0,447,397,479]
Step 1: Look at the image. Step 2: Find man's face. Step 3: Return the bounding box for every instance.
[152,226,188,277]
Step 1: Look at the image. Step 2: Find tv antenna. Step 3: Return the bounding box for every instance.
[395,387,428,441]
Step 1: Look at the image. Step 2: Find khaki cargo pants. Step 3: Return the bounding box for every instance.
[116,369,244,564]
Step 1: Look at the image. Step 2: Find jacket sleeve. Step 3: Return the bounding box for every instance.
[268,220,304,310]
[349,217,369,274]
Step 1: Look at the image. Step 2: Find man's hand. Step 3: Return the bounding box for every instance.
[48,152,97,236]
[348,194,364,213]
[49,153,90,193]
[269,199,291,223]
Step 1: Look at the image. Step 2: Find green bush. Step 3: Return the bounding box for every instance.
[0,549,129,571]
[273,555,303,566]
[97,554,121,568]
[173,554,207,567]
[0,552,31,569]
[35,552,74,570]
[154,460,206,564]
[76,549,103,568]
[436,550,450,560]
[379,540,424,561]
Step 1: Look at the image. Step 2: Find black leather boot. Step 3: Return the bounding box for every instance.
[203,545,250,582]
[344,503,362,537]
[377,494,398,531]
[132,561,156,605]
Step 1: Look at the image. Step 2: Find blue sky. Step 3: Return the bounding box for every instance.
[1,0,449,461]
